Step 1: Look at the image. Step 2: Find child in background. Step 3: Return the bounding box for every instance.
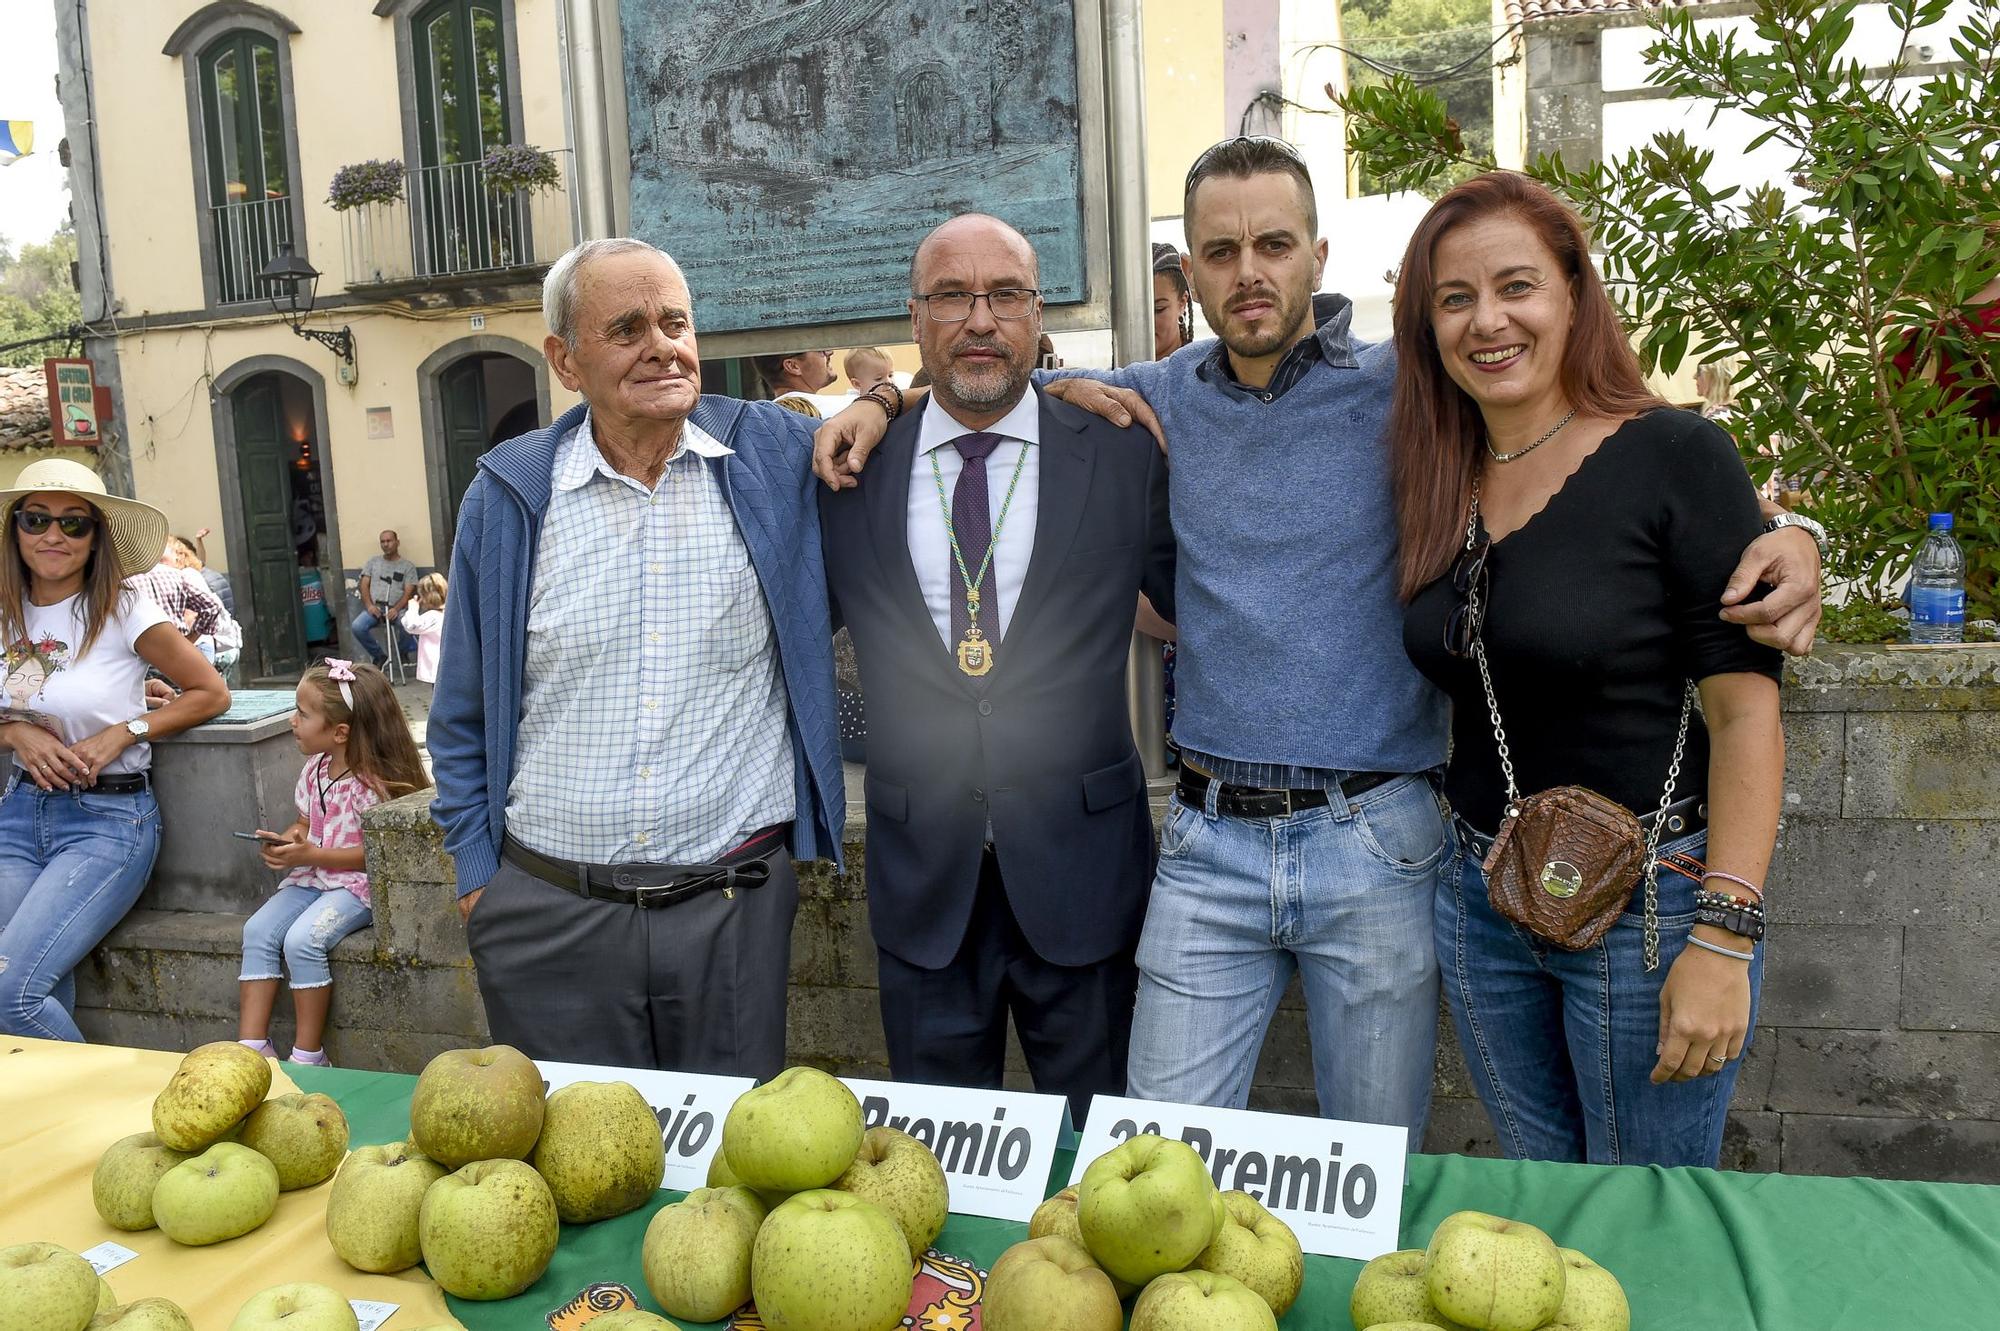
[237,658,429,1065]
[398,572,447,685]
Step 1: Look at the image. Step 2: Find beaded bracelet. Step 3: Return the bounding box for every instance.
[1702,869,1764,901]
[1695,889,1765,917]
[1687,935,1756,962]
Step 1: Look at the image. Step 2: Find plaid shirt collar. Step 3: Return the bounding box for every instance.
[556,410,733,493]
[1197,293,1361,404]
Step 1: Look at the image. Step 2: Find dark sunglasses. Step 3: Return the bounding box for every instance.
[1444,529,1491,659]
[13,509,100,540]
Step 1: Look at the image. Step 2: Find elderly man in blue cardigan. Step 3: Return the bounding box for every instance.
[428,237,854,1078]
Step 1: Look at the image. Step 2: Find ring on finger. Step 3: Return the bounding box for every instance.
[1707,1054,1728,1065]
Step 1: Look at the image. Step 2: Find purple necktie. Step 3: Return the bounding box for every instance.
[949,432,1003,650]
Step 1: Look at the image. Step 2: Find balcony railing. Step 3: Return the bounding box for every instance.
[340,150,573,290]
[210,195,295,305]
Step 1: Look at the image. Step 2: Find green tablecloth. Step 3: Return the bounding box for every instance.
[293,1065,2000,1331]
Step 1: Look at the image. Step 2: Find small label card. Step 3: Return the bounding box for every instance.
[79,1241,137,1275]
[1067,1096,1408,1262]
[539,1061,754,1192]
[350,1300,399,1331]
[844,1077,1069,1223]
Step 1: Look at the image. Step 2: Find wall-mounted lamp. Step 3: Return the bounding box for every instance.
[258,244,356,371]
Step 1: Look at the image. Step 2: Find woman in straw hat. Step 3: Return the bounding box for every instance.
[0,458,229,1040]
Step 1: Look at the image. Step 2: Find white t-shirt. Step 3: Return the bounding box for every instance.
[4,590,172,775]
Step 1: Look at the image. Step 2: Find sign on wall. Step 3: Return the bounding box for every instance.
[44,358,101,444]
[615,0,1098,344]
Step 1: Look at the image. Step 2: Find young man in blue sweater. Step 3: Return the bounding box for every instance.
[816,139,1823,1139]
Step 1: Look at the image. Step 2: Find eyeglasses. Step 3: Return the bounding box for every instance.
[1444,528,1491,659]
[1183,134,1310,196]
[916,289,1040,322]
[14,509,99,540]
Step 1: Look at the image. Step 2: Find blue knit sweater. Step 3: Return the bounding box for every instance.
[1046,309,1448,775]
[428,400,845,895]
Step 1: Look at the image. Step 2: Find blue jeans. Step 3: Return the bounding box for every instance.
[0,775,161,1041]
[240,884,372,989]
[1439,824,1763,1166]
[1126,772,1449,1137]
[350,608,415,664]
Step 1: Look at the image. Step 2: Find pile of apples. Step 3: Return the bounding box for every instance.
[1349,1211,1630,1331]
[985,1134,1305,1331]
[645,1065,954,1331]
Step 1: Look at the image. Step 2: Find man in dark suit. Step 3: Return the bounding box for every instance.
[822,214,1174,1123]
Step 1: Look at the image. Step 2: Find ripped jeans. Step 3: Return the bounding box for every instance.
[240,885,372,989]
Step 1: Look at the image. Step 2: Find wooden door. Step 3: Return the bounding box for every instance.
[232,375,307,677]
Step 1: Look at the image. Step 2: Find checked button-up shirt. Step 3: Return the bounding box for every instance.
[503,412,796,865]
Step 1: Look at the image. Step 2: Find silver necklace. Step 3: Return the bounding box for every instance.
[1485,408,1577,463]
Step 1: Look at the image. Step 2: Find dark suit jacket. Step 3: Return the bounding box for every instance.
[822,388,1175,970]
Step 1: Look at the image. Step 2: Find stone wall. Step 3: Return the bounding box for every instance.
[78,648,2000,1181]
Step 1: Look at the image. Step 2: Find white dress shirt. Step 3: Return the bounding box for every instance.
[907,390,1041,647]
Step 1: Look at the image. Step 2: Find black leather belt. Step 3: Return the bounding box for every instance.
[13,768,150,794]
[1457,794,1709,861]
[1177,765,1401,819]
[501,823,790,909]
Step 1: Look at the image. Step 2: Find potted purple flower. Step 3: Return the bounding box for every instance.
[326,159,406,211]
[480,144,561,197]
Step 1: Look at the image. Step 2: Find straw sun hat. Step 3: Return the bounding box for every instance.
[0,458,170,580]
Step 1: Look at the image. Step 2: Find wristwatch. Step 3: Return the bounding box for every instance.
[1762,510,1828,560]
[125,718,151,741]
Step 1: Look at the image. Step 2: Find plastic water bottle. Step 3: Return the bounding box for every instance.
[1908,513,1966,644]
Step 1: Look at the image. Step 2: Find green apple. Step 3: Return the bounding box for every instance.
[1028,1187,1137,1298]
[984,1236,1122,1331]
[323,1140,448,1273]
[238,1092,349,1190]
[1545,1249,1631,1331]
[418,1158,559,1300]
[1129,1269,1277,1330]
[750,1190,914,1331]
[0,1242,98,1331]
[1356,1324,1452,1331]
[95,1279,116,1314]
[1077,1134,1223,1287]
[530,1080,666,1223]
[408,1045,545,1168]
[722,1067,863,1193]
[1425,1212,1566,1331]
[1350,1249,1469,1330]
[87,1299,197,1330]
[641,1186,765,1322]
[830,1126,949,1259]
[92,1132,192,1230]
[151,1042,272,1152]
[586,1314,682,1330]
[1194,1190,1303,1317]
[226,1283,358,1331]
[151,1143,280,1246]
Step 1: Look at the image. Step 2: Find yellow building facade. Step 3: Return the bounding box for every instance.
[62,0,1239,679]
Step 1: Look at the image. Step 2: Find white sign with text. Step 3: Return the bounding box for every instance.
[1066,1096,1407,1262]
[538,1061,753,1193]
[843,1077,1069,1223]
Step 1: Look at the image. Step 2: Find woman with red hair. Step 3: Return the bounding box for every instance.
[1397,173,1784,1166]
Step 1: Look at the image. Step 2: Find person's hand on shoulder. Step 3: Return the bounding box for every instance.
[813,396,896,490]
[1044,378,1167,454]
[1721,521,1822,655]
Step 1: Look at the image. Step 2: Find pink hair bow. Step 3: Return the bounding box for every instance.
[324,657,356,708]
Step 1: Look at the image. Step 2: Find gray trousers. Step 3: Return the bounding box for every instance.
[465,851,798,1078]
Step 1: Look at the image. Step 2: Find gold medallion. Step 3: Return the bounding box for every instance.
[956,630,993,677]
[1540,860,1583,899]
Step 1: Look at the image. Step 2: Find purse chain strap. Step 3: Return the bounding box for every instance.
[1463,482,1693,971]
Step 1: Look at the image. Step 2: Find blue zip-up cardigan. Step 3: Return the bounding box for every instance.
[427,399,845,895]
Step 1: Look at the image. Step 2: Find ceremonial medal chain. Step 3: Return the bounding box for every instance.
[931,441,1032,677]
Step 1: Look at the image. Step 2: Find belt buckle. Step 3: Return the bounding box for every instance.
[633,877,688,909]
[1275,788,1295,817]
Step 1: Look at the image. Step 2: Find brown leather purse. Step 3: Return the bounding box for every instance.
[1462,488,1693,967]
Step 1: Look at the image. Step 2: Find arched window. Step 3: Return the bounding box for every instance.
[165,4,305,310]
